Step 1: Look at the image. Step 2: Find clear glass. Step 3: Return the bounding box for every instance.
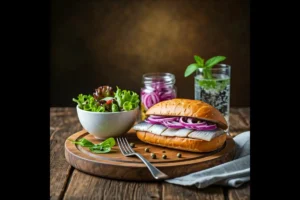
[140,73,177,121]
[194,64,231,132]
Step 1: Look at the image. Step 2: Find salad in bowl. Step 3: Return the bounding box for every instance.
[72,86,140,139]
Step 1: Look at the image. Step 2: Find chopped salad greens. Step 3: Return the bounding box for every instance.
[72,86,139,112]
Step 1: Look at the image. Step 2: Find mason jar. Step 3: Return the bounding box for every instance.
[194,64,231,132]
[140,73,177,121]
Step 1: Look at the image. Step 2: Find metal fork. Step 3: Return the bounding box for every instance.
[117,137,169,180]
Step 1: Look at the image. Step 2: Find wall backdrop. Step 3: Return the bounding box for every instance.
[50,0,250,107]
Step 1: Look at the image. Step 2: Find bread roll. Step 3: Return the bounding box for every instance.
[136,131,227,152]
[134,98,228,152]
[146,98,228,130]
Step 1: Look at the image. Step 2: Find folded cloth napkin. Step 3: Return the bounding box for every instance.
[165,131,250,188]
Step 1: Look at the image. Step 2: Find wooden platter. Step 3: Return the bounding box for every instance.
[65,129,236,181]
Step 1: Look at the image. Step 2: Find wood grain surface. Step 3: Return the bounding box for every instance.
[162,184,225,200]
[50,108,82,200]
[228,184,251,200]
[64,170,162,200]
[50,107,250,200]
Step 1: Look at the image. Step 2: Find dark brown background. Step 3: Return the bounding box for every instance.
[50,0,250,107]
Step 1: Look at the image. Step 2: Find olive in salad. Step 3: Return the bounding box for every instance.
[72,86,140,112]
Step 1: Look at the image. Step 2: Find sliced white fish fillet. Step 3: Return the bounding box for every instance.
[187,128,225,141]
[174,129,194,137]
[161,128,193,137]
[133,121,224,140]
[147,124,167,135]
[161,128,178,136]
[132,122,153,131]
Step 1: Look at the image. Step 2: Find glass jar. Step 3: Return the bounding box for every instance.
[140,73,177,121]
[194,64,231,131]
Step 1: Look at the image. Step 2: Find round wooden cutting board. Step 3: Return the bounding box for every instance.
[65,129,236,181]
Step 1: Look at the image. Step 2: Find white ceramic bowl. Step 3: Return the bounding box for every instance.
[76,105,139,140]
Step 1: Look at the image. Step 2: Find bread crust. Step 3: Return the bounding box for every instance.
[136,131,227,153]
[145,98,228,130]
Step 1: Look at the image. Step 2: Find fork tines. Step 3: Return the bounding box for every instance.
[117,137,134,155]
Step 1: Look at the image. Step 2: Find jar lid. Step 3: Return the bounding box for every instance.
[142,73,176,85]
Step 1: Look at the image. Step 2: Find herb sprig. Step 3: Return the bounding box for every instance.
[184,55,226,90]
[68,137,116,154]
[184,55,226,78]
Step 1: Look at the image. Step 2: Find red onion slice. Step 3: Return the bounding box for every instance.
[143,94,150,109]
[147,116,178,123]
[180,117,206,126]
[149,115,165,119]
[142,94,148,109]
[145,95,153,109]
[145,115,217,131]
[194,124,217,131]
[163,121,185,129]
[141,83,176,110]
[144,119,160,124]
[143,92,160,109]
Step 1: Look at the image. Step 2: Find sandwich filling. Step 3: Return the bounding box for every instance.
[133,115,225,141]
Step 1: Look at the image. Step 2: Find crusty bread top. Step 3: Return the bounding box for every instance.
[145,98,228,130]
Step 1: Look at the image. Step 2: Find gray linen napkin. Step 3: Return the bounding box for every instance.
[165,131,250,188]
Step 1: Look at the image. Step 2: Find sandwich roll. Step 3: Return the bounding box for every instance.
[136,131,227,153]
[133,98,228,153]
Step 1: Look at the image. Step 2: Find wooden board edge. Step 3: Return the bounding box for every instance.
[64,130,236,181]
[65,130,236,168]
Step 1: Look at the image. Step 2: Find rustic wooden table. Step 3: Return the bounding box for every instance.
[50,107,250,200]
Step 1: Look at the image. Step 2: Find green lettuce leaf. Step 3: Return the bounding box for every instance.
[114,86,139,111]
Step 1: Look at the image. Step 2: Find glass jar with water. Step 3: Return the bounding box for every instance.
[194,64,231,130]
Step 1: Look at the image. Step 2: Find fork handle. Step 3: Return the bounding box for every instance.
[134,153,169,180]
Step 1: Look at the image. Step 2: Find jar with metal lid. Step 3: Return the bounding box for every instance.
[140,73,177,120]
